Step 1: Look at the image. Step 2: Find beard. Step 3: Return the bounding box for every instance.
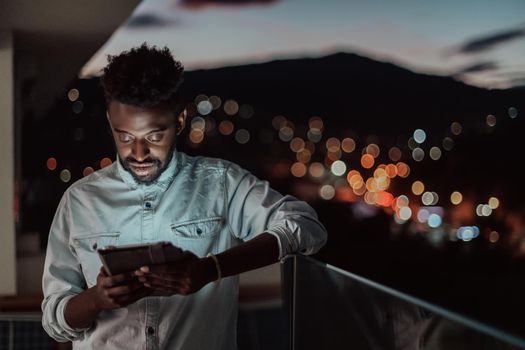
[119,142,176,184]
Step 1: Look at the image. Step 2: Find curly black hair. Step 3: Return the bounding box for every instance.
[101,43,185,115]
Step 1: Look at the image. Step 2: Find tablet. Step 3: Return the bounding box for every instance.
[97,241,185,276]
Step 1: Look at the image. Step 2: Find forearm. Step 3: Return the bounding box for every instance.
[64,287,101,329]
[212,232,279,279]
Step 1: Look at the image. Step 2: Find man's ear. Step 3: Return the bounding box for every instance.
[176,109,187,135]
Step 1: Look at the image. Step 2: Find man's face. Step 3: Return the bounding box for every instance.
[106,101,185,183]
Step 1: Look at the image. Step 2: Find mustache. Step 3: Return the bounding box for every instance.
[124,157,161,165]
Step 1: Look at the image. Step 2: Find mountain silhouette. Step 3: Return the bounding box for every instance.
[182,52,523,135]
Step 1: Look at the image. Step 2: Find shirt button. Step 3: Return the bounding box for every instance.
[196,228,202,235]
[145,202,152,209]
[147,326,155,335]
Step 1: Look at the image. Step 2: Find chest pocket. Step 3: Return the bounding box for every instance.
[170,217,223,257]
[71,232,120,287]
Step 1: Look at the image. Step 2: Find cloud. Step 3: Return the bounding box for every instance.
[125,14,180,29]
[179,0,278,10]
[453,61,498,76]
[456,27,525,54]
[509,76,525,87]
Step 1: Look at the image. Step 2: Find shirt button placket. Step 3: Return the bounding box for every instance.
[142,189,156,242]
[145,297,160,350]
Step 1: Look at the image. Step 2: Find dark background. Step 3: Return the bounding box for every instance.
[18,52,525,337]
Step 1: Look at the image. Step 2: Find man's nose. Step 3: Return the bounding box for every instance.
[131,140,150,161]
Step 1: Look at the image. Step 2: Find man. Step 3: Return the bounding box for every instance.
[42,43,327,349]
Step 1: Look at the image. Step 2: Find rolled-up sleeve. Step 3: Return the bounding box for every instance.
[224,163,327,259]
[41,193,91,341]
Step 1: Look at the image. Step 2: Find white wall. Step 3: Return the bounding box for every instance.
[0,29,17,295]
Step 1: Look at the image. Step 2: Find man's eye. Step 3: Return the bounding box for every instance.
[146,133,163,143]
[119,134,134,143]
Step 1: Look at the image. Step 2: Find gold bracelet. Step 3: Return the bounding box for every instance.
[206,253,222,282]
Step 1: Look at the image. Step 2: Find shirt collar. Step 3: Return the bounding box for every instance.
[115,150,179,190]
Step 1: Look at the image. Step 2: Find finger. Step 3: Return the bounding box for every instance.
[148,262,191,275]
[101,271,137,288]
[148,271,186,280]
[114,286,153,305]
[151,283,191,296]
[143,275,183,289]
[143,278,191,295]
[135,269,146,277]
[99,266,109,277]
[144,273,186,285]
[106,280,144,297]
[164,245,186,261]
[149,284,181,295]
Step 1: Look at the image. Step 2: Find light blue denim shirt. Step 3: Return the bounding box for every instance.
[42,151,327,350]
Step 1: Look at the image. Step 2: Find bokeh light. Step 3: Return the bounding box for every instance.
[361,154,374,169]
[290,137,305,153]
[100,158,112,168]
[308,116,324,131]
[326,138,341,152]
[46,157,57,171]
[376,191,394,207]
[347,170,364,189]
[450,191,463,205]
[429,147,442,160]
[486,114,497,127]
[428,214,442,228]
[443,137,454,151]
[60,169,71,183]
[83,167,94,177]
[67,88,79,102]
[417,208,429,223]
[197,100,213,115]
[320,185,335,200]
[411,181,425,195]
[413,129,426,143]
[396,162,410,178]
[209,95,222,110]
[385,164,398,178]
[451,122,462,136]
[224,100,239,115]
[239,104,254,119]
[309,162,325,178]
[291,162,307,177]
[366,144,380,158]
[508,107,518,119]
[488,197,500,209]
[189,129,204,144]
[297,149,312,163]
[412,148,424,162]
[422,191,437,206]
[331,160,347,176]
[307,129,323,143]
[408,137,417,150]
[341,138,356,153]
[396,195,409,208]
[191,117,206,131]
[489,231,500,243]
[457,226,479,241]
[219,120,234,135]
[279,127,294,142]
[72,100,83,114]
[272,115,287,130]
[235,129,250,144]
[399,207,412,220]
[388,147,402,162]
